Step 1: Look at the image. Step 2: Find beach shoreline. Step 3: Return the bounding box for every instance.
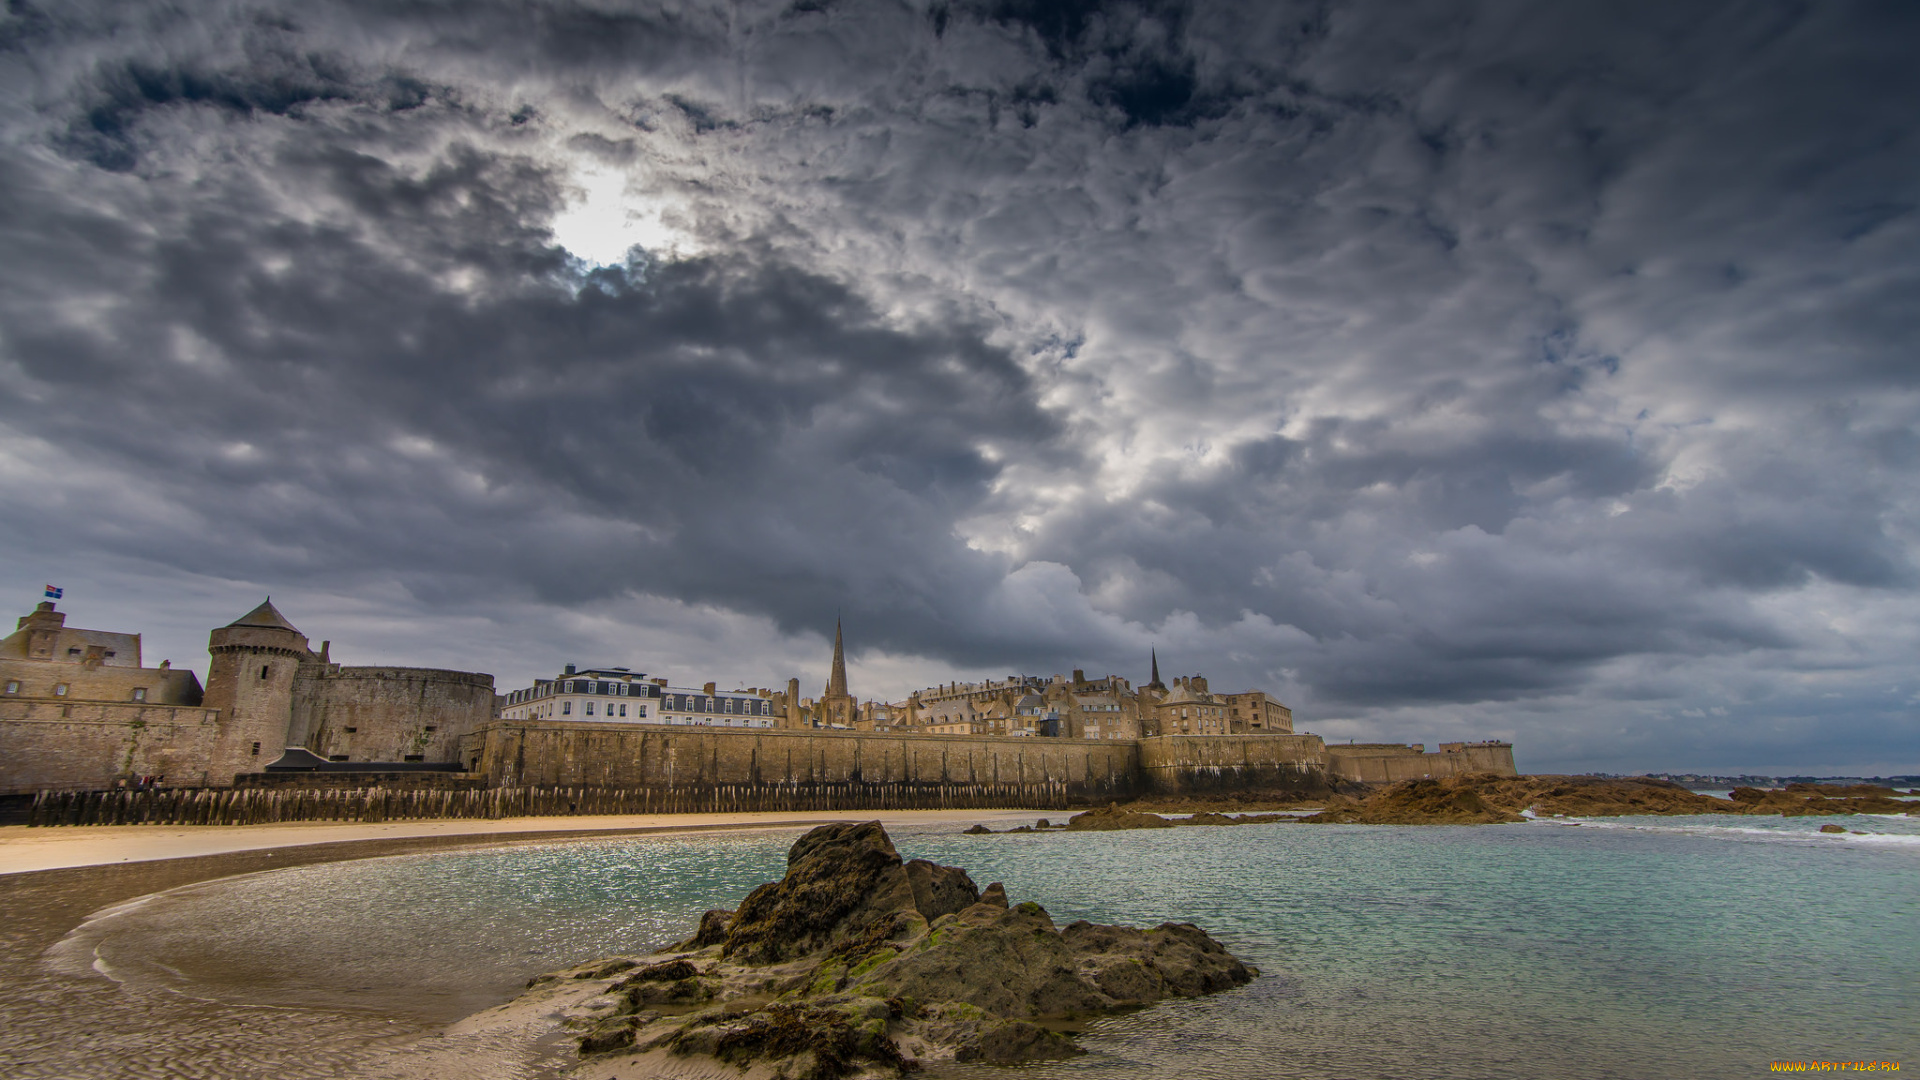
[0,808,1056,1079]
[0,807,1040,877]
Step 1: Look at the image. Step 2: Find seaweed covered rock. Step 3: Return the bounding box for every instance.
[524,822,1256,1079]
[1298,774,1916,824]
[1063,804,1174,831]
[1301,777,1525,824]
[722,822,934,965]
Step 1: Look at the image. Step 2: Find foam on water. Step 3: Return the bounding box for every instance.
[1541,811,1920,849]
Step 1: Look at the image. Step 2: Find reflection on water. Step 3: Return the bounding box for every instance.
[20,813,1920,1079]
[54,831,798,1023]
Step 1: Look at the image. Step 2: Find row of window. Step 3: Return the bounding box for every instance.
[560,700,643,718]
[505,679,662,705]
[2,680,147,701]
[662,694,770,716]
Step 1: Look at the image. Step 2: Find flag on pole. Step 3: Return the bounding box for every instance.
[44,585,62,600]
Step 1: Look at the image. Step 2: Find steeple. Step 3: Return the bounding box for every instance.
[1147,647,1165,691]
[826,617,849,698]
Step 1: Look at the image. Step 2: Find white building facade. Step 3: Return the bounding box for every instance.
[500,665,776,728]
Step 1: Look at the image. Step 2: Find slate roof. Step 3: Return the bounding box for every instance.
[227,597,301,633]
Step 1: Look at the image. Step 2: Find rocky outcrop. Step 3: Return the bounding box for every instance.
[1061,805,1174,830]
[1785,782,1902,798]
[962,806,1294,832]
[1300,774,1917,824]
[522,822,1255,1079]
[1301,778,1525,824]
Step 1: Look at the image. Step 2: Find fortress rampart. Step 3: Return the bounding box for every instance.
[475,721,1146,807]
[1326,741,1518,784]
[291,665,496,766]
[0,703,231,793]
[21,723,1518,822]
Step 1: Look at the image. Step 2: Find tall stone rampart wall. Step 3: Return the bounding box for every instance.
[0,703,246,794]
[1326,741,1517,783]
[1136,733,1335,794]
[478,721,1143,809]
[292,666,495,764]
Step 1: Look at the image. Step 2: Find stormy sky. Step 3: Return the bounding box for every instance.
[2,0,1915,774]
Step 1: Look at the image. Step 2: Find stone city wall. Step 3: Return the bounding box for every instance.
[291,666,496,764]
[477,721,1144,809]
[0,702,249,794]
[1136,733,1336,795]
[1325,741,1517,784]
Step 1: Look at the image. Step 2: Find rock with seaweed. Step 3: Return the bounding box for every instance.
[516,821,1255,1080]
[1297,774,1918,825]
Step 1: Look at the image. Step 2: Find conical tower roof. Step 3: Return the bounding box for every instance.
[227,597,300,633]
[826,618,849,698]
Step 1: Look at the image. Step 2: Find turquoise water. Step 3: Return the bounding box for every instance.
[52,813,1920,1079]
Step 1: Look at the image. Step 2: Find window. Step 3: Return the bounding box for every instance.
[3,680,16,694]
[619,704,627,717]
[260,665,270,680]
[67,647,80,656]
[635,705,646,718]
[424,725,436,733]
[562,701,571,715]
[585,702,595,716]
[131,687,147,702]
[329,754,349,762]
[251,742,261,756]
[54,683,68,697]
[403,754,425,762]
[344,726,357,733]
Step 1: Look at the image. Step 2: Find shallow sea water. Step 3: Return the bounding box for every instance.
[32,812,1920,1079]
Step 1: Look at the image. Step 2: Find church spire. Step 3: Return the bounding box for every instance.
[1148,647,1164,690]
[826,617,849,698]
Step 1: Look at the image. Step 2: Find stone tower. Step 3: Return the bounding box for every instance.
[202,598,312,779]
[818,618,856,728]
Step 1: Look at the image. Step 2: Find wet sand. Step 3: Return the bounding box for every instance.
[0,808,1042,1079]
[0,807,1023,875]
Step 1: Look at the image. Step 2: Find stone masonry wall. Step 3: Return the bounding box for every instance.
[292,666,495,764]
[477,721,1145,808]
[1136,734,1335,794]
[0,702,242,793]
[1326,741,1517,783]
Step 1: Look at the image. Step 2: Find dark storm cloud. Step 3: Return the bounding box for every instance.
[1,0,1915,771]
[0,119,1059,664]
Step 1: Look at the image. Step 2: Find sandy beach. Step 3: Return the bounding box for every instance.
[0,808,1049,1079]
[0,807,1027,876]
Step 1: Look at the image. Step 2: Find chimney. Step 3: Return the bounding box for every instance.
[565,663,576,675]
[703,681,716,695]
